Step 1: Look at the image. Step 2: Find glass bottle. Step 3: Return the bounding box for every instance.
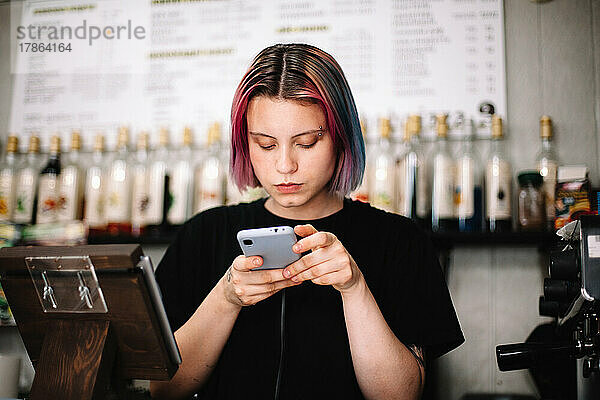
[0,136,19,223]
[106,126,132,235]
[57,130,84,222]
[485,115,512,232]
[14,135,40,225]
[517,171,545,231]
[369,117,396,213]
[410,115,430,228]
[37,135,61,224]
[131,131,150,237]
[194,122,226,213]
[168,126,195,224]
[146,127,171,234]
[350,119,370,203]
[536,115,559,231]
[396,117,412,217]
[455,118,483,232]
[84,134,107,235]
[431,114,457,231]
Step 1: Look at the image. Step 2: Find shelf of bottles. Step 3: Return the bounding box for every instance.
[354,112,567,240]
[0,122,268,247]
[0,113,569,249]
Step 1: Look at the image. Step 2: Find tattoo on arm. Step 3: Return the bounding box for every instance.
[226,267,232,282]
[406,344,425,371]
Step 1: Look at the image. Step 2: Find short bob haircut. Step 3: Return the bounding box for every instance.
[230,43,365,196]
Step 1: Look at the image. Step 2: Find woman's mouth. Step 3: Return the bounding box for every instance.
[274,183,303,193]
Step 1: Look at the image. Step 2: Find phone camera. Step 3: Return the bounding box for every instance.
[274,228,278,232]
[243,239,254,246]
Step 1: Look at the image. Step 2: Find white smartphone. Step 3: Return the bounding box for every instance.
[236,226,301,270]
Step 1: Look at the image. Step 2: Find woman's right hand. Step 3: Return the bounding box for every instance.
[222,255,301,307]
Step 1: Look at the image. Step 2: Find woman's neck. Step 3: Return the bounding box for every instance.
[264,193,344,220]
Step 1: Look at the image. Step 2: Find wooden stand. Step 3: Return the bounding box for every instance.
[0,245,180,400]
[29,320,116,400]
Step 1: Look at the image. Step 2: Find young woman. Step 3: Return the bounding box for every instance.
[150,43,463,400]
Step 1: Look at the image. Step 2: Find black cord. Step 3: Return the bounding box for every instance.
[274,289,286,400]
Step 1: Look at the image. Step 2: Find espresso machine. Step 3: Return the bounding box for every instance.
[496,215,600,400]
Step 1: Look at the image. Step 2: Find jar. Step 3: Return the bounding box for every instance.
[518,171,545,231]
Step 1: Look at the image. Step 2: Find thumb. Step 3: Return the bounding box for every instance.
[294,224,318,237]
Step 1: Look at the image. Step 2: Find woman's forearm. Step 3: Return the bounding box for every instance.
[150,277,242,399]
[341,276,424,400]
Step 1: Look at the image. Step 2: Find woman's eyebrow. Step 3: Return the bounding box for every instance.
[248,129,324,139]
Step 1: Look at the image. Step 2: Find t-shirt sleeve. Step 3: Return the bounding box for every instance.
[385,225,464,360]
[155,217,207,332]
[413,237,464,359]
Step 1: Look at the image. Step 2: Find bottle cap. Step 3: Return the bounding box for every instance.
[159,127,170,147]
[71,130,82,151]
[137,131,149,150]
[49,135,61,153]
[403,117,411,141]
[408,114,422,137]
[93,134,105,152]
[518,171,543,187]
[6,136,18,153]
[540,115,553,139]
[491,115,504,138]
[207,122,222,146]
[379,118,391,139]
[117,126,130,148]
[183,126,193,146]
[436,114,448,138]
[28,135,40,153]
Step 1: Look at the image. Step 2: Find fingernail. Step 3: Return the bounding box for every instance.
[283,269,291,278]
[253,258,261,266]
[291,276,299,283]
[294,244,301,252]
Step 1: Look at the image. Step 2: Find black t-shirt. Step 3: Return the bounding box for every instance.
[155,197,464,399]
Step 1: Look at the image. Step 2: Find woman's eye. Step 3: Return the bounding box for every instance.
[259,144,275,150]
[297,141,317,149]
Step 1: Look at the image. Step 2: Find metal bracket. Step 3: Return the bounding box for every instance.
[25,256,107,313]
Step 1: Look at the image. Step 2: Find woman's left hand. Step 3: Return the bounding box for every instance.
[282,224,363,293]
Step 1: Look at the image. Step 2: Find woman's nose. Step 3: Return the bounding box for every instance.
[275,147,298,175]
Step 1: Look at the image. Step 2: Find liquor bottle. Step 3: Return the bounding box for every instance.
[84,134,107,235]
[106,126,132,235]
[36,135,61,224]
[369,117,396,213]
[146,128,172,235]
[168,126,195,224]
[536,116,559,231]
[485,115,512,232]
[397,116,421,219]
[350,119,370,203]
[431,114,457,231]
[455,118,483,232]
[194,122,226,213]
[0,136,19,223]
[57,130,84,222]
[407,115,430,228]
[14,135,41,224]
[130,131,150,237]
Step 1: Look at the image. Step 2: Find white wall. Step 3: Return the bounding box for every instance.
[1,0,600,398]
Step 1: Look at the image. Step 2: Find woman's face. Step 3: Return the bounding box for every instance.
[247,96,338,215]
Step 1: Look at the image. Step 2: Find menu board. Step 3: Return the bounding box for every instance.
[9,0,506,149]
